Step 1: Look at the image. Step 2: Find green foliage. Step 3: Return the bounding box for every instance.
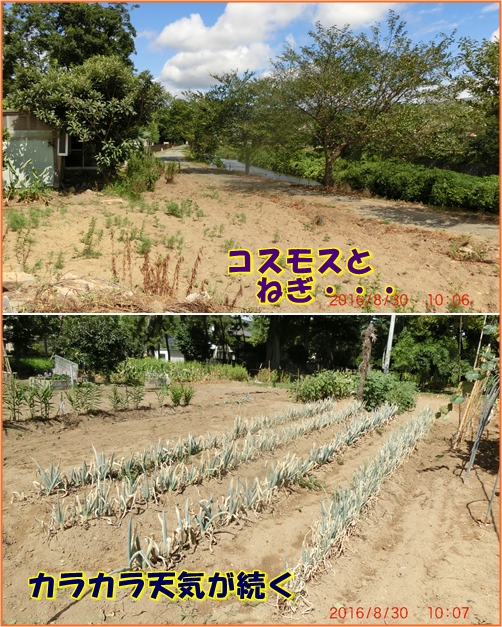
[3,3,137,99]
[456,38,499,174]
[79,217,102,258]
[295,370,355,403]
[6,211,29,232]
[2,153,50,202]
[33,383,54,420]
[128,384,145,410]
[335,159,498,213]
[10,55,166,178]
[137,236,153,255]
[155,384,171,408]
[54,316,141,376]
[109,385,128,412]
[182,385,196,406]
[272,11,455,186]
[169,384,184,407]
[65,383,102,415]
[107,152,165,199]
[163,161,179,183]
[111,358,249,385]
[361,371,417,413]
[3,380,27,421]
[164,199,196,219]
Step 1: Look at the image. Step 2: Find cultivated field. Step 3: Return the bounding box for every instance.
[2,382,499,624]
[2,162,499,313]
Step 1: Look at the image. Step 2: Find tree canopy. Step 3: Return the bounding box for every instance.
[3,2,137,98]
[9,55,166,178]
[271,11,456,186]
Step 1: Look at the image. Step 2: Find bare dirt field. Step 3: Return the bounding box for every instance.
[2,161,499,313]
[2,382,499,625]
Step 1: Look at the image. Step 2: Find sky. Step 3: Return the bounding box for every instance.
[128,2,500,96]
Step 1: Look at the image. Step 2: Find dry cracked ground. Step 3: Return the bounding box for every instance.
[2,161,499,313]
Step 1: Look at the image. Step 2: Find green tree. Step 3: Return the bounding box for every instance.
[206,72,275,173]
[457,38,499,174]
[156,97,195,145]
[173,317,212,363]
[3,315,62,357]
[3,2,137,99]
[54,316,141,376]
[10,55,166,178]
[272,11,455,187]
[390,316,492,390]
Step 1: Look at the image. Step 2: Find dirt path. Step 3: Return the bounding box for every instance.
[161,147,499,244]
[2,383,499,624]
[2,163,499,313]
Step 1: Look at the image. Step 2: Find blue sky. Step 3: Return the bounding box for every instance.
[129,2,499,95]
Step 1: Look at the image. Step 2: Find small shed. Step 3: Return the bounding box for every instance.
[3,110,98,189]
[3,110,60,188]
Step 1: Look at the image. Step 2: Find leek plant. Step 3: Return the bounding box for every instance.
[287,408,434,603]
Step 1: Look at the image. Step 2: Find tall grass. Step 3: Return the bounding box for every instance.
[111,358,249,385]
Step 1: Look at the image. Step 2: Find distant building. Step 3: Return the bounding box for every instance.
[154,335,185,362]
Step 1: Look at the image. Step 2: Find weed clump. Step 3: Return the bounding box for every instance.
[295,370,355,403]
[106,151,165,199]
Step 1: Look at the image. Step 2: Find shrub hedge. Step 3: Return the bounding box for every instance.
[335,160,498,213]
[250,149,498,213]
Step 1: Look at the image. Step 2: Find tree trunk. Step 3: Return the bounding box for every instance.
[164,333,171,361]
[324,151,335,188]
[323,146,345,188]
[244,146,251,174]
[265,316,282,371]
[356,323,377,402]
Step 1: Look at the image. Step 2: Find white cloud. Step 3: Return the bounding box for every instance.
[154,3,308,94]
[312,3,397,28]
[152,3,307,52]
[285,33,296,48]
[490,27,500,41]
[481,3,499,13]
[152,2,405,95]
[137,29,157,40]
[159,43,273,94]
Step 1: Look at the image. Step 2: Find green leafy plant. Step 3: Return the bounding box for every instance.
[3,380,26,421]
[109,385,128,412]
[65,383,102,415]
[137,236,153,255]
[361,371,417,413]
[164,160,179,183]
[155,384,170,408]
[34,383,54,420]
[295,370,355,403]
[79,217,102,258]
[182,385,196,406]
[170,384,184,407]
[128,384,145,410]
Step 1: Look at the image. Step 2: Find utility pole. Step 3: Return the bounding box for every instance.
[383,315,396,374]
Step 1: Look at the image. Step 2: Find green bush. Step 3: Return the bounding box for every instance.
[8,356,54,376]
[182,385,196,406]
[106,151,164,199]
[295,370,355,403]
[170,384,184,407]
[361,371,417,413]
[335,159,498,213]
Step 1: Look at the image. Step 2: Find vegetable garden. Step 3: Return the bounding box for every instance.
[3,380,499,624]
